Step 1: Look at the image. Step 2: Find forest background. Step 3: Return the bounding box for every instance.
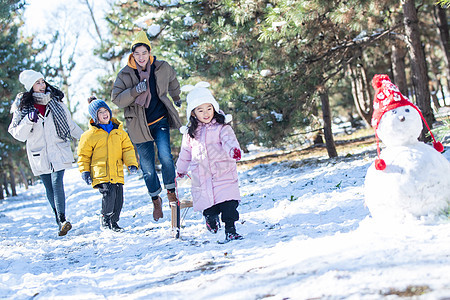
[1,0,450,199]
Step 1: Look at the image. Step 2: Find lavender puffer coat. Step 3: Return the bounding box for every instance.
[176,120,241,212]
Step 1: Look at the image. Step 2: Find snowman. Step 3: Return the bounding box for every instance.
[364,74,450,222]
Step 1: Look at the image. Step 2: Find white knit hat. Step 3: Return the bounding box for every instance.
[180,82,232,133]
[19,70,44,91]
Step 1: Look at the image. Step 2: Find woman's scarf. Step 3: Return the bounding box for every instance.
[33,92,52,105]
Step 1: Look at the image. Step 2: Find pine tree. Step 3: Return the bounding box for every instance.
[255,0,391,153]
[92,1,170,121]
[92,0,190,153]
[0,0,42,197]
[161,1,320,148]
[94,0,448,153]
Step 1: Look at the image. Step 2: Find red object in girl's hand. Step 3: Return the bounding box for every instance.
[177,172,185,179]
[232,148,241,161]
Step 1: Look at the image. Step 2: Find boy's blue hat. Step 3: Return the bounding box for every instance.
[88,98,112,124]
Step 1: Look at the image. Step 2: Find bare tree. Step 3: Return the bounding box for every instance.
[39,5,81,118]
[348,62,373,127]
[82,0,104,46]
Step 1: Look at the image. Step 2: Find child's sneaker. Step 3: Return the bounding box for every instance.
[111,221,123,232]
[225,232,243,241]
[100,215,111,230]
[205,215,220,233]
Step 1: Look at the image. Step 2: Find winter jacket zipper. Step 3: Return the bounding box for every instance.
[106,128,111,183]
[42,108,54,173]
[204,125,214,203]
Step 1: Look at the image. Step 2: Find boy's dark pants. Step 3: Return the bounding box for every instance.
[203,200,239,234]
[96,183,123,223]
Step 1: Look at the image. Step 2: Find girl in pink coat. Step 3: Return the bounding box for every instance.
[176,82,243,242]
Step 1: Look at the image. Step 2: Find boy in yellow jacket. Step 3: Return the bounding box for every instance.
[77,97,138,232]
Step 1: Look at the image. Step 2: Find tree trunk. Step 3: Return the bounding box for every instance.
[0,172,4,201]
[391,39,408,96]
[2,173,10,197]
[431,90,440,110]
[430,80,441,110]
[402,0,434,141]
[319,89,338,158]
[8,161,17,197]
[348,64,372,127]
[439,79,448,106]
[434,5,450,90]
[19,163,29,190]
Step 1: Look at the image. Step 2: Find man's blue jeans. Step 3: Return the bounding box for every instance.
[135,118,176,197]
[40,169,66,217]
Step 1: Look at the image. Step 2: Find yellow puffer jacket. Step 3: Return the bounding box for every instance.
[77,118,138,187]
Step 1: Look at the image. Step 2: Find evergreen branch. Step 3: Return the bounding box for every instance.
[304,24,403,65]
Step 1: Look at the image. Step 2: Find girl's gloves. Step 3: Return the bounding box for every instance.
[128,165,138,174]
[232,148,241,161]
[81,171,92,185]
[135,79,147,94]
[177,172,186,179]
[28,109,39,123]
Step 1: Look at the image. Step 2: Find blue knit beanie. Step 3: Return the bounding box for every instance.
[88,98,112,124]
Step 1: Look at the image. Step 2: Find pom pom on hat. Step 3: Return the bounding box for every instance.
[19,70,44,91]
[371,74,390,90]
[371,74,444,171]
[375,158,386,171]
[131,31,152,51]
[433,141,444,153]
[88,96,112,124]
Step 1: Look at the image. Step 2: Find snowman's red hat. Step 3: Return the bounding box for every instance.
[371,74,443,171]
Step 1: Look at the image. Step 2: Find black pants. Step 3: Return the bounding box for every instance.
[96,183,123,223]
[203,200,239,233]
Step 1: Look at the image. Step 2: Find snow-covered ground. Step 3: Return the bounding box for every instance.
[1,145,450,299]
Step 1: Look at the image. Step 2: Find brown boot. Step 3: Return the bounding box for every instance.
[167,190,178,203]
[152,197,163,221]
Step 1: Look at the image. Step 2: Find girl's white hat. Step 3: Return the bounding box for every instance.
[180,82,232,134]
[19,70,44,91]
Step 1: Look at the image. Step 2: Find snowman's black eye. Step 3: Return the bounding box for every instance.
[392,110,397,114]
[405,108,410,112]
